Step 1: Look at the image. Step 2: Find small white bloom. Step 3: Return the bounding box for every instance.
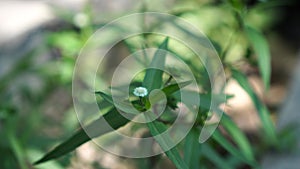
[133,87,148,97]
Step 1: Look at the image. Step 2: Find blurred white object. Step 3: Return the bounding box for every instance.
[0,1,54,44]
[73,12,89,28]
[46,0,87,11]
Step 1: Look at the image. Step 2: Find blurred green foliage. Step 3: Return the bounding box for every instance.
[0,0,290,169]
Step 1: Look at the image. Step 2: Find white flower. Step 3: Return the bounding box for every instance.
[133,87,148,97]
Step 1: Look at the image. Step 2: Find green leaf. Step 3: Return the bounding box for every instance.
[226,0,244,11]
[95,91,139,115]
[231,68,277,145]
[95,91,115,105]
[162,80,192,96]
[8,132,29,169]
[169,22,213,49]
[201,144,233,169]
[143,37,169,91]
[245,26,271,90]
[47,32,82,56]
[173,90,229,111]
[145,113,188,169]
[212,130,257,167]
[184,128,200,169]
[109,81,142,92]
[221,114,255,163]
[145,81,192,110]
[34,108,131,164]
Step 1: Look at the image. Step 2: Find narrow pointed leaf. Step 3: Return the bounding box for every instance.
[162,80,192,96]
[184,128,200,169]
[147,81,192,106]
[95,91,115,105]
[34,108,131,164]
[143,37,169,91]
[202,144,233,169]
[231,68,277,145]
[245,26,271,90]
[221,114,255,163]
[145,113,188,169]
[173,90,230,110]
[95,91,139,115]
[212,130,257,167]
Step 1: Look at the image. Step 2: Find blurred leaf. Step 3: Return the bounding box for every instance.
[245,26,271,90]
[169,21,213,49]
[226,155,244,169]
[145,113,188,169]
[221,114,255,163]
[212,130,257,167]
[227,0,244,11]
[47,32,82,57]
[202,144,232,169]
[34,108,130,164]
[95,91,115,105]
[143,37,169,91]
[8,132,28,169]
[231,68,277,145]
[184,128,200,169]
[210,40,222,56]
[173,90,229,110]
[158,108,178,124]
[277,124,298,151]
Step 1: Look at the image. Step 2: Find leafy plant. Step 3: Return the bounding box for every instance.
[34,35,258,168]
[32,0,286,169]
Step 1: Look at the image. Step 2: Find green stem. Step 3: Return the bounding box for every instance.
[7,117,29,169]
[164,75,173,86]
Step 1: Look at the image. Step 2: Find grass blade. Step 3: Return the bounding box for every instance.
[143,37,169,91]
[212,130,257,167]
[34,108,131,164]
[162,80,192,96]
[173,90,229,110]
[145,113,188,169]
[202,144,233,169]
[245,26,271,90]
[231,68,277,145]
[95,91,139,115]
[221,114,255,163]
[184,128,200,169]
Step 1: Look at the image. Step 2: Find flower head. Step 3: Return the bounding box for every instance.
[133,87,148,97]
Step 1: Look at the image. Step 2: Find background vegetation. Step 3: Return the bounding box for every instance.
[0,0,298,169]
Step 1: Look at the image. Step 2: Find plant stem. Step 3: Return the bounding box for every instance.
[164,75,173,86]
